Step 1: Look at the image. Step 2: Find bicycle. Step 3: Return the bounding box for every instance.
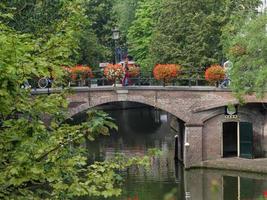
[38,77,53,89]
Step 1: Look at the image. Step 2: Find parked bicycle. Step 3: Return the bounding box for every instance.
[38,77,53,89]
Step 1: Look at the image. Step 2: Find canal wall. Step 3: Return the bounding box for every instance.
[168,114,184,161]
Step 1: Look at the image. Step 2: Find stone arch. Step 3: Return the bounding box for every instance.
[68,99,188,123]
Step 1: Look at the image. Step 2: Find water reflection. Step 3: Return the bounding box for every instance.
[185,169,267,200]
[76,102,267,200]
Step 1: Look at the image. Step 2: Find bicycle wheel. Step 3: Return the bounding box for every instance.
[38,77,48,88]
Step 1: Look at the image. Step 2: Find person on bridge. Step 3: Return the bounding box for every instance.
[122,57,130,86]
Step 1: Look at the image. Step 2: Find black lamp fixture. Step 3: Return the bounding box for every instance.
[112,27,120,64]
[112,27,120,40]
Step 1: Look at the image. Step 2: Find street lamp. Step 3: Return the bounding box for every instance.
[112,27,120,40]
[112,27,120,64]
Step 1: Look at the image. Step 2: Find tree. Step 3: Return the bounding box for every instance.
[113,0,139,52]
[225,14,267,98]
[128,0,261,73]
[127,0,162,71]
[0,2,151,199]
[1,0,117,68]
[82,0,117,65]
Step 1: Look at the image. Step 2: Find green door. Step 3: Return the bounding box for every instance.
[239,122,253,158]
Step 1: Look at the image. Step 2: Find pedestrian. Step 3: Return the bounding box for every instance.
[122,57,130,86]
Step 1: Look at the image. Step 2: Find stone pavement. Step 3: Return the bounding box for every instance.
[198,157,267,174]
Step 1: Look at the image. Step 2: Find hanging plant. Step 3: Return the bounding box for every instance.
[153,64,181,84]
[128,64,140,77]
[229,44,247,56]
[69,65,93,80]
[104,64,124,82]
[205,64,225,84]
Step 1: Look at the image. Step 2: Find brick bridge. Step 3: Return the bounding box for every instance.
[36,86,267,168]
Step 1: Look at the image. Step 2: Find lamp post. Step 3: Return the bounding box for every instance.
[112,27,120,64]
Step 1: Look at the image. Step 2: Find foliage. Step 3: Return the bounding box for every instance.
[82,0,117,65]
[0,2,153,199]
[104,64,125,81]
[220,0,262,53]
[128,64,141,77]
[127,0,261,74]
[226,14,267,98]
[114,0,139,39]
[205,64,225,84]
[153,64,181,82]
[0,0,116,68]
[69,65,93,81]
[127,0,162,71]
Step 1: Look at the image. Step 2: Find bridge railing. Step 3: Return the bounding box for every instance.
[79,68,209,87]
[29,68,212,89]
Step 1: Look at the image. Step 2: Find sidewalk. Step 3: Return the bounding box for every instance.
[199,157,267,174]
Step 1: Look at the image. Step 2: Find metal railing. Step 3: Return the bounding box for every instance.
[28,69,211,89]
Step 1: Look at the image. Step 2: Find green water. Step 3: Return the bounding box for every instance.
[82,102,267,200]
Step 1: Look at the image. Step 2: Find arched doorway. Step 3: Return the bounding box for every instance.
[222,122,253,158]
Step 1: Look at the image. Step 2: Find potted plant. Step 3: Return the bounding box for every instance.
[128,64,140,78]
[229,44,246,56]
[103,64,124,86]
[153,64,181,86]
[70,65,93,86]
[205,64,225,86]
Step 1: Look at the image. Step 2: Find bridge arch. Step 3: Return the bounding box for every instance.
[68,99,189,123]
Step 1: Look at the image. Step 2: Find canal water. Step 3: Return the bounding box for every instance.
[78,102,267,200]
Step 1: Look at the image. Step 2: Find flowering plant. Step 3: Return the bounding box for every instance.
[153,64,181,82]
[104,64,124,81]
[128,64,140,77]
[69,65,93,80]
[205,64,225,84]
[229,44,246,56]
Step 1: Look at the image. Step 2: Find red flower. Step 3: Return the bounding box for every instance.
[153,64,181,82]
[205,64,225,84]
[69,65,93,80]
[230,44,246,56]
[128,64,140,77]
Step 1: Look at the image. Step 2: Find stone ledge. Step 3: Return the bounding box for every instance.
[31,86,235,95]
[188,158,267,174]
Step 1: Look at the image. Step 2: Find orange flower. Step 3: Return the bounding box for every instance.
[153,64,181,81]
[128,64,140,77]
[69,65,93,80]
[229,44,246,56]
[205,64,225,83]
[104,64,124,81]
